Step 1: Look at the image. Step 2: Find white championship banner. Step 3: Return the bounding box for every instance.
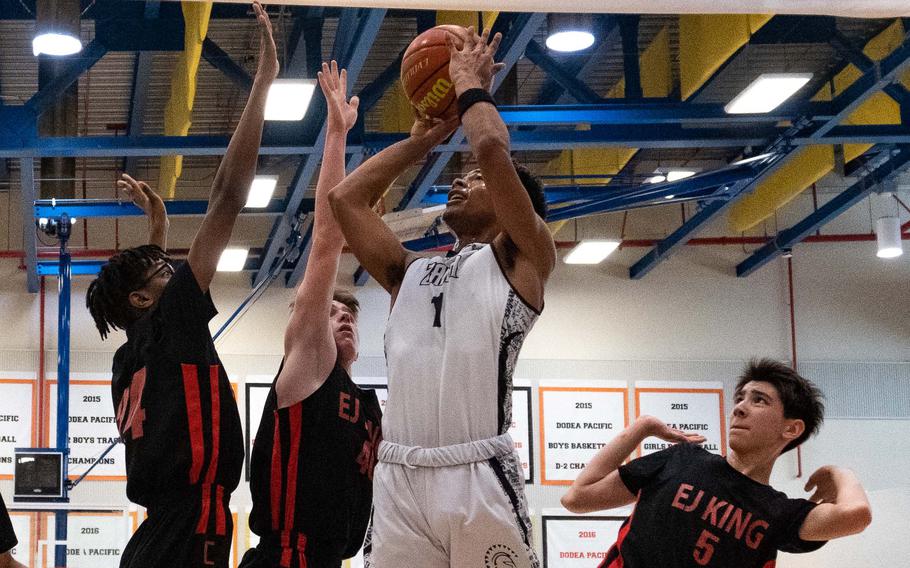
[47,375,125,480]
[539,381,629,485]
[542,510,627,567]
[510,382,534,483]
[0,374,36,478]
[44,511,130,568]
[8,511,33,566]
[634,381,726,456]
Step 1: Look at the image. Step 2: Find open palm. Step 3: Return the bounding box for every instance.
[319,60,359,132]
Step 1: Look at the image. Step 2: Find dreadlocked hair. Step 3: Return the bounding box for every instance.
[86,245,171,340]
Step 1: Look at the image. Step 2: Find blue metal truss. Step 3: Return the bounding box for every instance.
[253,8,386,288]
[33,197,294,218]
[628,28,910,279]
[124,1,160,175]
[736,145,910,277]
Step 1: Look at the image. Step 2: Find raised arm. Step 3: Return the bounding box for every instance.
[328,116,456,296]
[798,466,872,541]
[118,173,169,250]
[276,61,358,408]
[186,1,277,292]
[561,416,705,514]
[447,28,556,278]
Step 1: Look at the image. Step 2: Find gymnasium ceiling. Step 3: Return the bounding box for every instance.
[1,1,909,291]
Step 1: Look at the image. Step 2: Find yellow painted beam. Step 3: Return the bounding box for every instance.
[158,1,213,198]
[729,19,908,233]
[678,14,771,101]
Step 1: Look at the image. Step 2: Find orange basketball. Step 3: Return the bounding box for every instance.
[401,25,467,119]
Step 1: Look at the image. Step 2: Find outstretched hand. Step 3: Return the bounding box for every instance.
[445,26,505,93]
[253,1,279,82]
[319,60,359,133]
[638,415,707,445]
[410,114,459,146]
[118,174,165,218]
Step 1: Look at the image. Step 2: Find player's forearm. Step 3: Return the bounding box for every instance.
[830,469,872,529]
[311,126,348,249]
[209,76,271,213]
[572,418,652,489]
[148,209,169,251]
[329,135,430,211]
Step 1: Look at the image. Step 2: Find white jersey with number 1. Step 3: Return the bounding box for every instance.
[383,242,540,448]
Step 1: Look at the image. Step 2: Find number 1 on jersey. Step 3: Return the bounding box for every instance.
[430,293,444,328]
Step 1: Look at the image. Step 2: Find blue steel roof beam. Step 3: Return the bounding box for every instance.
[11,122,910,159]
[547,163,760,222]
[395,13,547,212]
[536,17,618,105]
[736,145,910,277]
[496,102,835,126]
[252,8,386,288]
[124,1,160,176]
[618,16,642,100]
[33,198,297,219]
[20,157,38,293]
[201,38,254,93]
[628,30,910,279]
[523,41,602,104]
[828,30,910,106]
[23,39,108,119]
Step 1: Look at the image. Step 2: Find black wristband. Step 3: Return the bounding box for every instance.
[457,88,497,119]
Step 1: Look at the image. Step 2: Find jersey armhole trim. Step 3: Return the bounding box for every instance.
[389,254,425,315]
[490,244,544,316]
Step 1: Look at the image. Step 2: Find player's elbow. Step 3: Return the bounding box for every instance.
[472,128,510,158]
[561,488,586,513]
[845,503,873,534]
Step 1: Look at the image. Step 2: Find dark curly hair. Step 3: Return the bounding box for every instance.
[736,358,825,453]
[512,160,548,220]
[86,245,171,340]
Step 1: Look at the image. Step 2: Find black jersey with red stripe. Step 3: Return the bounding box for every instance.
[599,443,825,568]
[0,492,17,555]
[112,261,243,511]
[247,361,381,563]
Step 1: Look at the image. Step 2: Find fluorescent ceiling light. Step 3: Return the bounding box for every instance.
[665,170,697,182]
[725,73,813,114]
[217,248,249,272]
[564,240,621,264]
[265,79,316,121]
[546,31,595,52]
[646,174,666,184]
[875,216,903,258]
[33,33,82,56]
[665,195,675,199]
[245,175,278,208]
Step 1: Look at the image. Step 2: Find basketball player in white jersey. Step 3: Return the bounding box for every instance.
[330,27,555,568]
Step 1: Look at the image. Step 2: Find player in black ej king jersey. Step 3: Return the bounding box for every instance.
[85,4,277,566]
[240,60,381,568]
[562,359,872,568]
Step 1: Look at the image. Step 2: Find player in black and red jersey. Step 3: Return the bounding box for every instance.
[240,61,381,568]
[0,492,25,568]
[562,359,872,568]
[84,4,277,567]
